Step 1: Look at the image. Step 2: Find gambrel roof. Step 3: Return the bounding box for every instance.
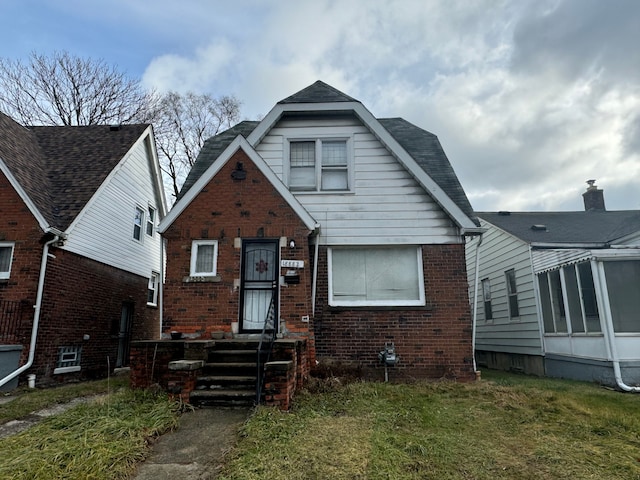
[178,81,479,230]
[0,111,153,231]
[478,210,640,247]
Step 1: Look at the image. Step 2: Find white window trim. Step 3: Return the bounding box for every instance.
[133,205,145,242]
[327,246,426,307]
[190,240,219,277]
[285,135,354,193]
[147,271,160,306]
[0,242,15,280]
[146,205,157,237]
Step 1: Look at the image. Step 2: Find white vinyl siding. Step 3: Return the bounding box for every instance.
[465,221,542,355]
[255,117,460,245]
[328,246,425,307]
[190,240,218,277]
[61,131,164,279]
[0,242,14,279]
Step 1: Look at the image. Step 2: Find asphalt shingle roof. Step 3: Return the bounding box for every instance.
[478,210,640,245]
[0,111,148,231]
[178,82,476,223]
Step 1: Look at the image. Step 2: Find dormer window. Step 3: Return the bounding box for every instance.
[288,138,351,192]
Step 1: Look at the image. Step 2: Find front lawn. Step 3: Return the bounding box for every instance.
[0,377,180,479]
[219,371,640,479]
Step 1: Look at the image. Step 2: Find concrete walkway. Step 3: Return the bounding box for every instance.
[132,407,251,480]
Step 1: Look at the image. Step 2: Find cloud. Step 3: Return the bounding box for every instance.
[135,0,640,211]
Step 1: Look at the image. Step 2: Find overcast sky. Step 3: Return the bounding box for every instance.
[1,0,639,212]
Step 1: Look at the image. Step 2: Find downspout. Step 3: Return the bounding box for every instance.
[159,237,166,339]
[311,228,320,316]
[471,234,483,375]
[0,232,61,388]
[595,261,640,392]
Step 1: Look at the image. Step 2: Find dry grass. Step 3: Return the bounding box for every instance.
[219,371,640,480]
[0,379,181,479]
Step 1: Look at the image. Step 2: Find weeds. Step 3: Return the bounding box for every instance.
[219,371,640,480]
[0,385,180,479]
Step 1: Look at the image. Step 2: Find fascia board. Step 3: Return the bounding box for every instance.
[158,135,318,233]
[145,125,169,217]
[0,156,50,232]
[248,101,477,230]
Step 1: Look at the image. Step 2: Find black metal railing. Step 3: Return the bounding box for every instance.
[255,283,277,405]
[0,300,26,344]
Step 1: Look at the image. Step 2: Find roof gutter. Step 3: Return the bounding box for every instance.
[0,229,64,388]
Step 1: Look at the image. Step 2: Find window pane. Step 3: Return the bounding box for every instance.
[290,166,316,189]
[577,262,601,332]
[550,270,567,332]
[564,266,585,333]
[331,250,366,300]
[538,273,555,333]
[290,142,315,167]
[133,207,144,240]
[146,207,155,236]
[604,260,640,333]
[196,244,216,274]
[482,278,492,320]
[505,270,519,317]
[321,169,348,190]
[322,141,347,166]
[331,247,421,304]
[0,246,11,272]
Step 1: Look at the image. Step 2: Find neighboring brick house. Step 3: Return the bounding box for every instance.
[158,81,482,382]
[0,112,166,389]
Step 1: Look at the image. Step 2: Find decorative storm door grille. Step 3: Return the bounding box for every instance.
[240,240,278,332]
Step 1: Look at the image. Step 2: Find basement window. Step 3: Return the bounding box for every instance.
[54,346,82,374]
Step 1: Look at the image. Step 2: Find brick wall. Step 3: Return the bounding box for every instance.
[32,249,158,384]
[162,149,314,356]
[1,172,159,385]
[313,244,475,382]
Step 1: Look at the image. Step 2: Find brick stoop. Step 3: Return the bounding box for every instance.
[190,339,264,407]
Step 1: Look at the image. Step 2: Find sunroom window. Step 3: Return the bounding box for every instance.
[328,246,424,306]
[289,138,350,192]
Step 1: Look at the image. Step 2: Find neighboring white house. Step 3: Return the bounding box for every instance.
[466,182,640,390]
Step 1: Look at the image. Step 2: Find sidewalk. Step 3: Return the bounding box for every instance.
[132,406,250,480]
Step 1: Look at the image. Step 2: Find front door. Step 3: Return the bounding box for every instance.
[240,240,278,332]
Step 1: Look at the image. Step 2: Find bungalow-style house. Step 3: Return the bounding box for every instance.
[0,111,166,390]
[148,80,481,406]
[466,182,640,391]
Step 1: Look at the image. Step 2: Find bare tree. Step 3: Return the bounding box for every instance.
[0,51,242,201]
[0,51,154,126]
[151,91,241,199]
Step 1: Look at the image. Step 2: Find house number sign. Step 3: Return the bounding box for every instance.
[281,260,304,269]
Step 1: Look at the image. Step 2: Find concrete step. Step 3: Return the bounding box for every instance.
[190,388,256,407]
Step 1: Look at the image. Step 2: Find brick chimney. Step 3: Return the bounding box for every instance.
[582,179,606,211]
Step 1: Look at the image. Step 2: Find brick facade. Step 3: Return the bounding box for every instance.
[1,171,158,386]
[313,244,475,382]
[162,149,315,356]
